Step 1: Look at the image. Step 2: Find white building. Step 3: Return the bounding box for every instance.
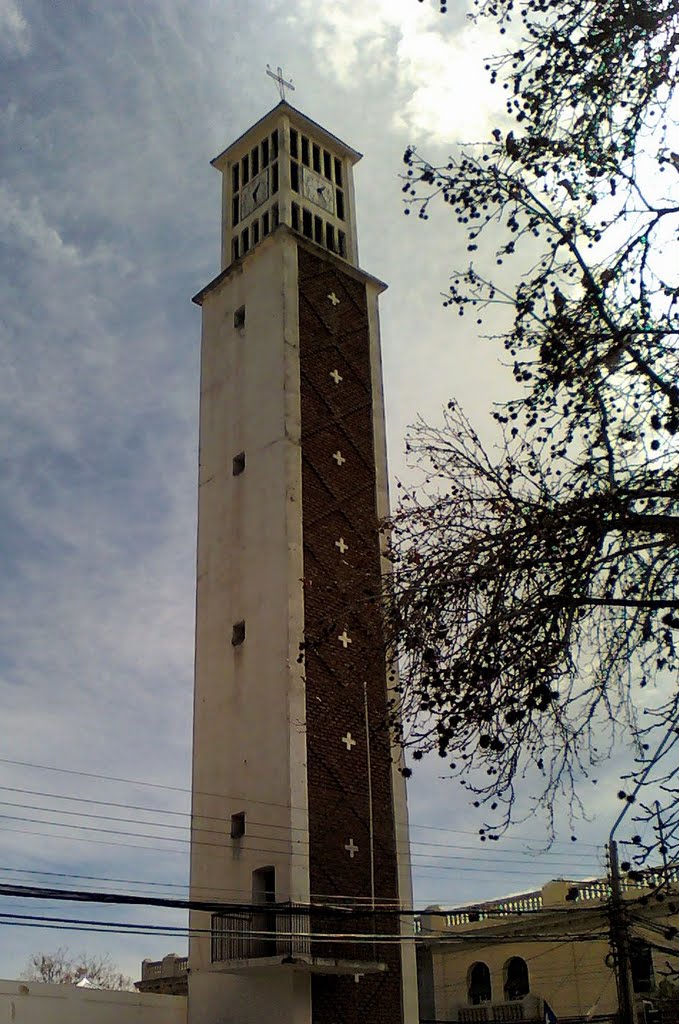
[0,978,185,1024]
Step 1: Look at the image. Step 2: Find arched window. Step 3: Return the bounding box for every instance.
[504,957,529,1001]
[468,961,492,1005]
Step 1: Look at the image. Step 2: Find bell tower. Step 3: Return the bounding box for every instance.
[188,99,417,1024]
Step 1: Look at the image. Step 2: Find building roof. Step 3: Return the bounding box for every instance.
[210,100,363,171]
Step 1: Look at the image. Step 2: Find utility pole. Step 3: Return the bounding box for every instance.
[608,839,636,1024]
[605,711,679,1024]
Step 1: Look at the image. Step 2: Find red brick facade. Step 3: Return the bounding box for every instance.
[298,245,404,1024]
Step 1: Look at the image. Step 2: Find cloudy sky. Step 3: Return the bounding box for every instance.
[0,0,646,982]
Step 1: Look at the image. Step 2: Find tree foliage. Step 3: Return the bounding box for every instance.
[22,947,132,989]
[389,0,679,834]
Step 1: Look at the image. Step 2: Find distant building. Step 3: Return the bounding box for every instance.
[135,954,188,997]
[416,874,679,1024]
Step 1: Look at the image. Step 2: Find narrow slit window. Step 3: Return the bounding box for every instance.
[334,157,343,186]
[232,164,240,194]
[291,202,300,232]
[230,812,246,839]
[302,207,313,239]
[262,211,270,236]
[338,230,346,257]
[232,238,239,263]
[323,150,332,179]
[271,162,279,194]
[241,154,249,185]
[336,189,345,220]
[252,220,260,245]
[314,215,323,245]
[271,129,278,158]
[251,145,259,177]
[312,143,321,172]
[290,129,298,159]
[291,161,299,193]
[232,621,246,646]
[301,136,309,166]
[241,227,249,253]
[232,451,246,474]
[232,195,240,227]
[326,223,336,252]
[271,203,279,228]
[233,307,246,330]
[261,137,270,168]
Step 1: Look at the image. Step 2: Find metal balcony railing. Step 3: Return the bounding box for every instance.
[211,905,311,963]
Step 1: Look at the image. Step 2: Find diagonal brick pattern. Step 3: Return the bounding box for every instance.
[298,246,403,1024]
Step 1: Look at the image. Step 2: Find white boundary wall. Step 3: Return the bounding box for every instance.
[0,979,186,1024]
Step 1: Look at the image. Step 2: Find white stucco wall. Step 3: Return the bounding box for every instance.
[0,980,185,1024]
[189,229,310,1004]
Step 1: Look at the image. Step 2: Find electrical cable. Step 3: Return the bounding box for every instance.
[0,909,611,946]
[0,758,603,849]
[0,797,603,866]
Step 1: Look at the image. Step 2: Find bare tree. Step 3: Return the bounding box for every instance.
[387,1,679,835]
[22,947,132,990]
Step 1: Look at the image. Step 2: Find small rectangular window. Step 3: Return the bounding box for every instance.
[336,189,345,220]
[232,238,239,262]
[301,136,309,167]
[291,161,299,193]
[314,215,323,245]
[272,203,279,228]
[232,620,246,646]
[326,223,336,252]
[233,307,245,330]
[252,220,260,245]
[251,145,259,177]
[262,211,270,236]
[232,451,246,474]
[312,143,321,172]
[291,202,300,232]
[290,129,298,159]
[232,194,240,227]
[271,162,279,194]
[323,150,332,179]
[232,164,240,193]
[334,157,343,186]
[241,154,249,185]
[338,230,346,258]
[271,129,278,158]
[241,227,249,253]
[302,207,313,239]
[261,137,270,168]
[231,812,246,839]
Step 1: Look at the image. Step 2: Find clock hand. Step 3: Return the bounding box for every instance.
[253,183,260,201]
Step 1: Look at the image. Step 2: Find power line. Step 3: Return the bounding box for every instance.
[0,794,602,860]
[0,803,603,871]
[0,908,611,947]
[0,797,602,865]
[0,758,603,849]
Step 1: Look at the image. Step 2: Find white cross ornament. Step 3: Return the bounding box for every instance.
[338,630,352,649]
[342,732,356,751]
[330,369,343,384]
[335,537,348,554]
[344,838,359,859]
[332,450,346,466]
[327,292,341,306]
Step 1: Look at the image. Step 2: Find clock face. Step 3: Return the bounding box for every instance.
[240,168,269,218]
[302,168,335,215]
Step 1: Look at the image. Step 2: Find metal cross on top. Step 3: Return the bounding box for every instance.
[266,65,295,101]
